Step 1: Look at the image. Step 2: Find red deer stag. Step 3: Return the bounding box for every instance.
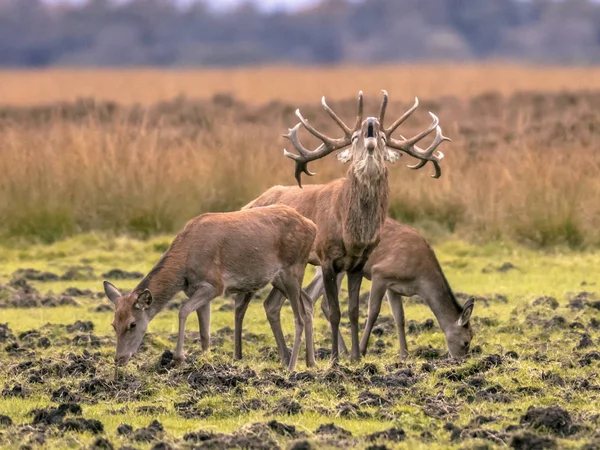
[102,205,317,371]
[251,218,475,360]
[244,91,449,362]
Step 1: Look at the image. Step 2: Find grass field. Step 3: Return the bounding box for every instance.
[0,65,599,449]
[0,235,599,449]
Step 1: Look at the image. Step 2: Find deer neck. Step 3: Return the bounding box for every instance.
[133,251,186,319]
[341,164,389,247]
[423,277,463,331]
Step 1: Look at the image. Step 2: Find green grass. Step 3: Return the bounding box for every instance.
[0,235,599,449]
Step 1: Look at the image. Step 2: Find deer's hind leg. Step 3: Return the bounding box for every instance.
[359,276,388,356]
[234,292,254,360]
[263,288,290,365]
[387,290,408,359]
[272,266,312,371]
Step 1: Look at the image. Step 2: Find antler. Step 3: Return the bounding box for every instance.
[380,92,450,178]
[283,91,364,187]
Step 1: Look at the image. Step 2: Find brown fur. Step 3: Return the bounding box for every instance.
[103,204,317,370]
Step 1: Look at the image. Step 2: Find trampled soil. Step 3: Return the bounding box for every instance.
[0,262,599,449]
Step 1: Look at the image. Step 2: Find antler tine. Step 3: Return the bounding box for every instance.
[379,90,389,127]
[403,125,451,178]
[321,96,352,137]
[384,97,419,137]
[352,91,364,131]
[282,123,319,188]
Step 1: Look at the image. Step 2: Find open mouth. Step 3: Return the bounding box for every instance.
[367,123,374,138]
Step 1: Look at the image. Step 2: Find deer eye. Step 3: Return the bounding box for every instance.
[462,341,469,348]
[130,322,137,330]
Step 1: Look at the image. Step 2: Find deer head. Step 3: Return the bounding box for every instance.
[444,297,475,359]
[103,281,154,366]
[283,91,451,187]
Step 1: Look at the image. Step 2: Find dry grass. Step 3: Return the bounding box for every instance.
[0,66,599,246]
[2,64,600,106]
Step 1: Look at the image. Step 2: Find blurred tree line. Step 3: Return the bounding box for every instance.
[1,0,600,67]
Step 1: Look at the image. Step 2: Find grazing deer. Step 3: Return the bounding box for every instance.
[244,91,449,362]
[102,204,317,371]
[246,218,474,360]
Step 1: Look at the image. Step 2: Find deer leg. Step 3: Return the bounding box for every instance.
[322,263,341,363]
[195,303,211,352]
[314,270,349,354]
[175,284,217,364]
[387,290,408,359]
[299,286,316,368]
[233,292,253,361]
[263,287,290,365]
[272,273,305,372]
[347,269,364,362]
[359,277,388,356]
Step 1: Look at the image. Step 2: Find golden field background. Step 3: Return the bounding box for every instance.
[0,65,599,246]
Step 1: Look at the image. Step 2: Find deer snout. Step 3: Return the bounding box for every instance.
[114,353,132,366]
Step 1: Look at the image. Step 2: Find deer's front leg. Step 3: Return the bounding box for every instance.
[175,284,217,364]
[347,269,363,362]
[322,263,341,364]
[234,292,253,360]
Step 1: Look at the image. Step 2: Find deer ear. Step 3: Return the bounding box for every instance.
[384,149,401,163]
[337,149,352,164]
[457,297,475,327]
[103,281,121,304]
[134,289,153,310]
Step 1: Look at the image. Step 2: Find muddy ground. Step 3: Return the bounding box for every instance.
[0,239,599,449]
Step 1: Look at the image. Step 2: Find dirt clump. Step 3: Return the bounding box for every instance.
[520,406,574,436]
[183,423,280,449]
[576,334,594,349]
[2,384,27,398]
[0,414,13,426]
[367,427,406,442]
[288,440,312,450]
[273,397,302,416]
[117,424,133,435]
[336,401,369,419]
[186,363,256,391]
[12,268,59,282]
[51,386,82,403]
[510,432,556,449]
[135,405,167,415]
[62,287,94,297]
[407,318,435,334]
[315,423,352,438]
[267,420,298,437]
[66,320,94,333]
[102,269,143,280]
[579,351,600,366]
[30,402,82,426]
[0,323,14,342]
[133,420,163,443]
[358,391,390,407]
[59,418,104,434]
[174,400,212,419]
[371,368,419,388]
[90,437,114,450]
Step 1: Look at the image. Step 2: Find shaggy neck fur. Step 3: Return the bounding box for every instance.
[342,158,389,249]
